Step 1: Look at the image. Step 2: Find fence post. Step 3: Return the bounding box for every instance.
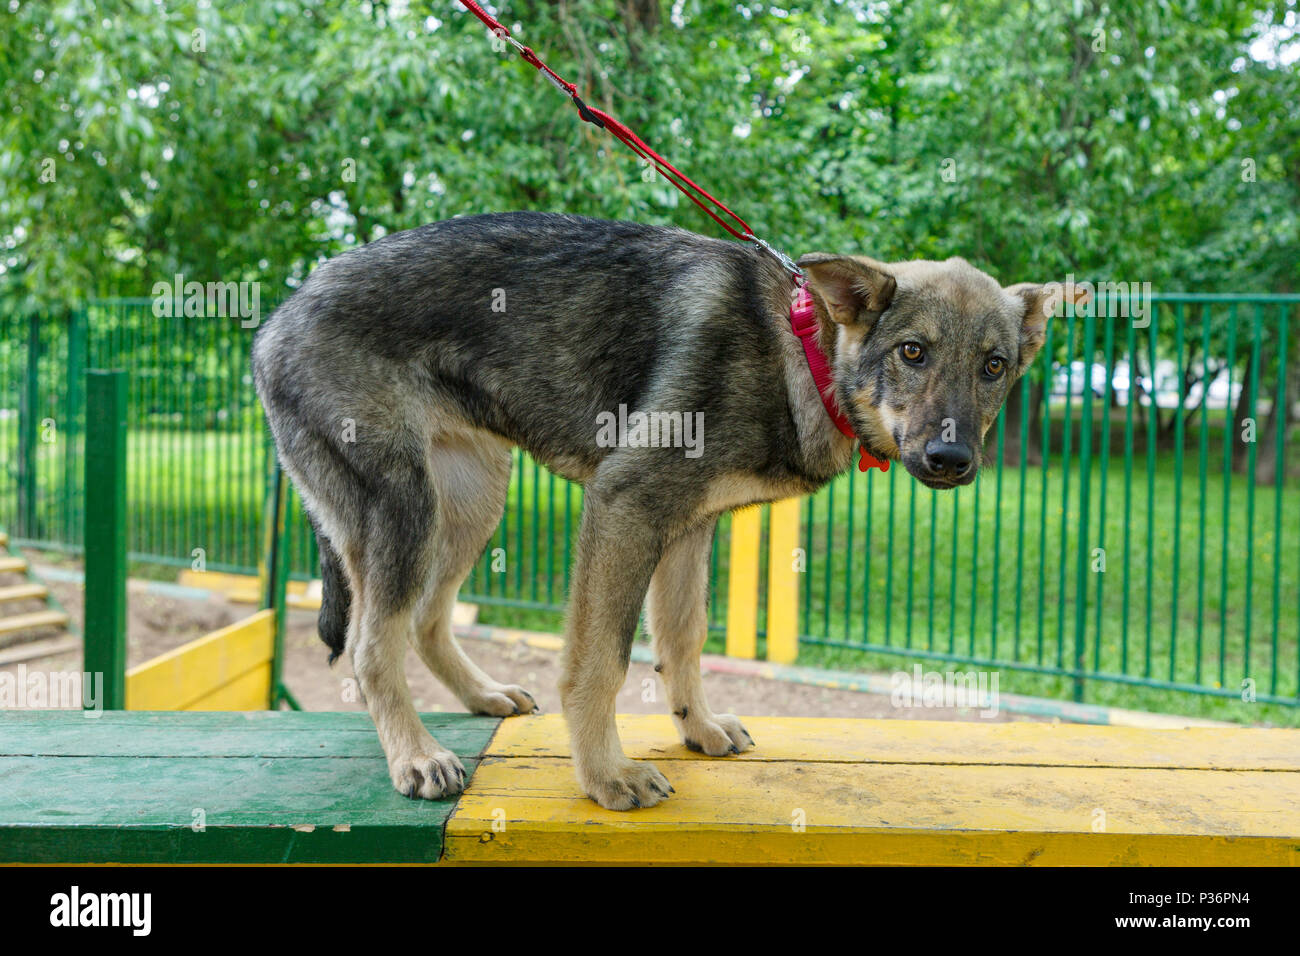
[16,314,40,539]
[83,369,128,711]
[64,308,85,544]
[1073,300,1097,703]
[766,498,800,664]
[725,507,761,659]
[260,449,294,709]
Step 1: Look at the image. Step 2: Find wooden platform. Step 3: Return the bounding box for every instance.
[0,711,496,864]
[2,712,1297,865]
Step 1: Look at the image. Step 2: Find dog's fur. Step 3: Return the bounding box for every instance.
[252,211,1076,809]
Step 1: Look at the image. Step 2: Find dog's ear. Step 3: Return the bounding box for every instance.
[798,253,896,327]
[1004,281,1092,376]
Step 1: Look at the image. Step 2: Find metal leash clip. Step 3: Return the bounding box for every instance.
[749,234,803,280]
[498,29,529,57]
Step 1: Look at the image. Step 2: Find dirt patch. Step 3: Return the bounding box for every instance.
[280,608,1041,722]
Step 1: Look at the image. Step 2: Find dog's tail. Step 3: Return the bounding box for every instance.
[309,516,351,665]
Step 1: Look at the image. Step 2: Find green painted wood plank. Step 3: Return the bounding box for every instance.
[1,711,501,758]
[0,757,471,863]
[0,711,502,863]
[1,822,446,865]
[0,709,499,731]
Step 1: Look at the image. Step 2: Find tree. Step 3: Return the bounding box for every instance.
[2,0,1295,315]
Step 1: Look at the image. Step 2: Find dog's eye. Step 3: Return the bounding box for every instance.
[985,356,1006,378]
[899,342,924,364]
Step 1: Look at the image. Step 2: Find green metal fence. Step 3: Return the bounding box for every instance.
[1,293,1296,706]
[797,293,1299,707]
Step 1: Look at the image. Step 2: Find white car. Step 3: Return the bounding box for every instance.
[1051,361,1131,402]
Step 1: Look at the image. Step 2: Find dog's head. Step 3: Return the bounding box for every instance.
[798,252,1087,489]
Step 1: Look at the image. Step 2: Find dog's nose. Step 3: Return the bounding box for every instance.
[923,438,973,478]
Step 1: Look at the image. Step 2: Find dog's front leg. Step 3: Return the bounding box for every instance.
[647,518,755,756]
[560,493,673,810]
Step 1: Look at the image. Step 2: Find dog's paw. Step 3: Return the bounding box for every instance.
[580,760,673,811]
[389,745,467,800]
[677,711,754,757]
[466,683,540,717]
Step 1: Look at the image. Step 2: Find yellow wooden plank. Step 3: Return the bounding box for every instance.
[226,588,319,610]
[126,609,274,710]
[445,757,1300,865]
[486,714,1300,771]
[765,498,800,664]
[0,634,80,666]
[724,507,761,659]
[183,661,273,711]
[0,583,50,603]
[0,556,29,574]
[178,569,313,597]
[0,609,69,636]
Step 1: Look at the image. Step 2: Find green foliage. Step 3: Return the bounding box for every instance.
[1,0,1297,309]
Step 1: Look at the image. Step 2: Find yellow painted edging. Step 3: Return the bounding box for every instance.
[125,609,274,711]
[445,714,1300,866]
[725,507,761,659]
[176,570,479,625]
[178,570,311,596]
[178,570,319,610]
[183,662,273,711]
[765,498,800,664]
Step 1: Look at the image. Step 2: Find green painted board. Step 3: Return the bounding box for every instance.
[1,710,499,758]
[0,711,501,863]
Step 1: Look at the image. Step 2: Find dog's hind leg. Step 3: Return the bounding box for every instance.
[339,443,468,800]
[256,344,465,799]
[561,488,673,810]
[409,434,538,717]
[647,518,754,756]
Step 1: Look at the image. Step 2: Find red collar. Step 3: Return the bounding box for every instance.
[789,283,890,473]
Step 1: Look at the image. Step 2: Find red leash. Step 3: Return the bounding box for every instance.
[456,0,778,256]
[455,1,887,472]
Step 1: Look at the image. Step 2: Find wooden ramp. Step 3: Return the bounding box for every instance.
[124,609,276,711]
[1,712,1297,865]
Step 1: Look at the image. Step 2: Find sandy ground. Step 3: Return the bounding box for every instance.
[277,608,1038,721]
[4,552,1044,723]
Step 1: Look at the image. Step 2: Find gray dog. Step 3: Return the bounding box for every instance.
[252,211,1081,810]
